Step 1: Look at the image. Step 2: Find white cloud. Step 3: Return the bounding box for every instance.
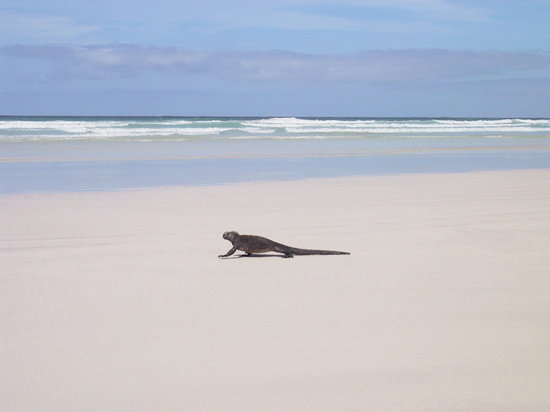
[0,10,99,44]
[285,0,488,22]
[4,44,549,83]
[174,0,487,34]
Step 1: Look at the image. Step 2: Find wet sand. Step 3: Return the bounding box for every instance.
[1,169,548,411]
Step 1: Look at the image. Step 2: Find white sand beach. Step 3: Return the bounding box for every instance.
[1,169,549,411]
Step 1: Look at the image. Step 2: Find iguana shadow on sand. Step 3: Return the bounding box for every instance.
[218,231,350,259]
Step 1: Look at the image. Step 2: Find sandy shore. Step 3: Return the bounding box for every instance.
[1,169,548,411]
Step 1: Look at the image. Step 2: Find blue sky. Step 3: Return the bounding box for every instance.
[1,0,548,116]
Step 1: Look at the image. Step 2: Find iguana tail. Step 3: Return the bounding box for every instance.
[286,247,350,255]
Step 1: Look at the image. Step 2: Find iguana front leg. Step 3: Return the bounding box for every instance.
[218,246,237,258]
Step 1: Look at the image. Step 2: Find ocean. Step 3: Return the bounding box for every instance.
[1,116,549,193]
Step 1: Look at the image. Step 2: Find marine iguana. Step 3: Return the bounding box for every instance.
[218,231,350,258]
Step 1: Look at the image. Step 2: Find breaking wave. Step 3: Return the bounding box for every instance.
[1,116,549,142]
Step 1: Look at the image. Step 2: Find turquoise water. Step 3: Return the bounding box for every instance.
[1,116,549,193]
[2,116,550,141]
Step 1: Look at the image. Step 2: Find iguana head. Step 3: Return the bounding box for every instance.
[222,231,239,241]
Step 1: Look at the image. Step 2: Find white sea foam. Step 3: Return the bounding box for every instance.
[514,119,550,124]
[242,118,376,128]
[0,120,129,128]
[130,129,223,137]
[433,119,516,125]
[1,117,548,142]
[286,126,541,134]
[236,127,278,134]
